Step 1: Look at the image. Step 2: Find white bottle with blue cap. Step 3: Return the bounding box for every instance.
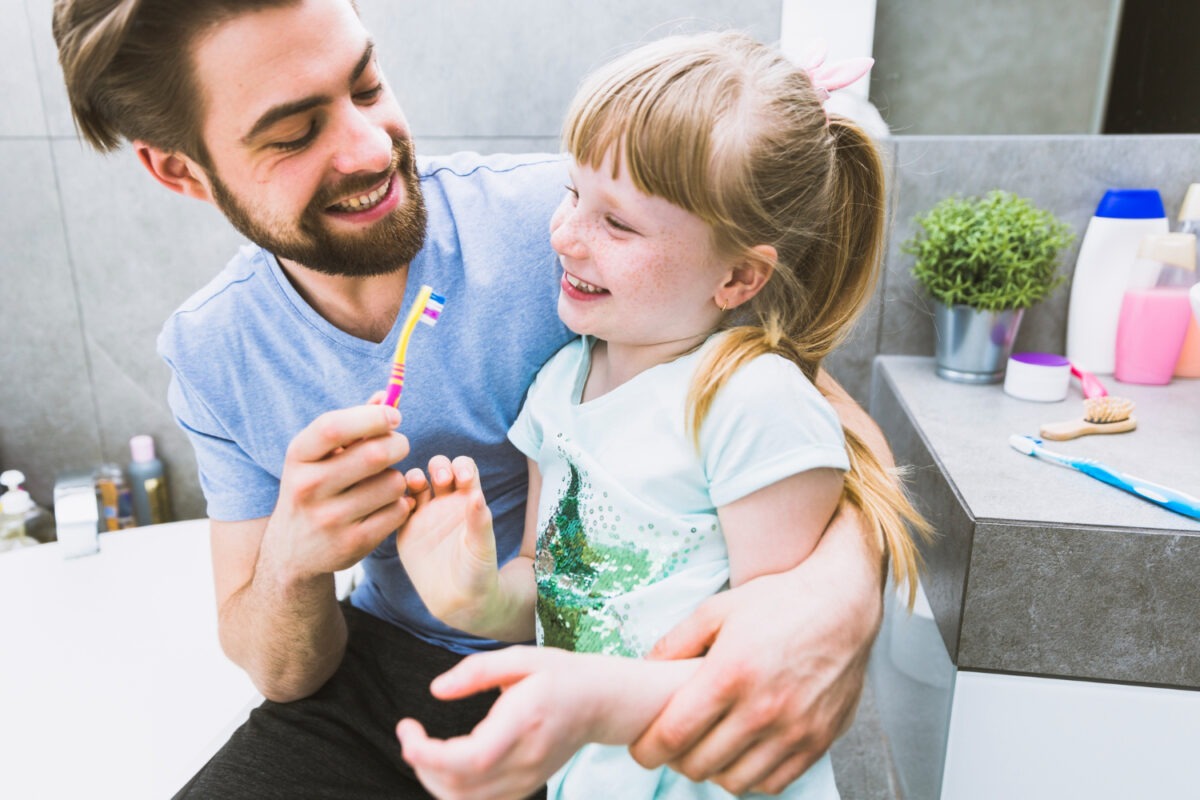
[1066,189,1169,374]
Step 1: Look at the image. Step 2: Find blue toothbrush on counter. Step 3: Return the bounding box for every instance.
[1009,435,1200,521]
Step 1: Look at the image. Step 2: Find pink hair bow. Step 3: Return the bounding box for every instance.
[797,41,874,103]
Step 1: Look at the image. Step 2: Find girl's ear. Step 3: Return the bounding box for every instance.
[717,244,777,310]
[134,141,214,202]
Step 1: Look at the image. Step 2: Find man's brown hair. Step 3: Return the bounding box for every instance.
[53,0,302,164]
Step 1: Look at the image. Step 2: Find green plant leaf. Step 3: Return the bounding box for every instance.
[903,190,1075,311]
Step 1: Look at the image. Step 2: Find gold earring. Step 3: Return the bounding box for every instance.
[719,299,728,312]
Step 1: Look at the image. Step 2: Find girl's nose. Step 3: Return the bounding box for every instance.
[550,200,588,260]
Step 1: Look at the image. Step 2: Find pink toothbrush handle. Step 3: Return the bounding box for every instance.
[1070,364,1108,399]
[384,364,405,408]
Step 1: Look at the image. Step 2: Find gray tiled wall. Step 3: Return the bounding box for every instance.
[871,0,1119,135]
[3,0,781,518]
[3,0,1193,523]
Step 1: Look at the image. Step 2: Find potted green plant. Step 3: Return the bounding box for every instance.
[903,190,1074,383]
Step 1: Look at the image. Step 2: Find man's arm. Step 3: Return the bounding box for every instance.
[628,369,887,795]
[211,404,413,702]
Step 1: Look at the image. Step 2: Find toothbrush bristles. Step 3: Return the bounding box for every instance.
[420,293,446,326]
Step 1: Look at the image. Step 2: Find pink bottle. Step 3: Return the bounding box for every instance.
[1114,232,1197,385]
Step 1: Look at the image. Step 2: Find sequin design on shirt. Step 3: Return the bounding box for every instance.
[535,458,661,657]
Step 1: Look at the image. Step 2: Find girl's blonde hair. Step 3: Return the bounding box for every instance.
[563,31,930,605]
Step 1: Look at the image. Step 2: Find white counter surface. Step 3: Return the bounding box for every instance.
[0,520,261,799]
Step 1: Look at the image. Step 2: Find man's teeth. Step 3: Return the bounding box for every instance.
[566,274,605,294]
[331,181,389,212]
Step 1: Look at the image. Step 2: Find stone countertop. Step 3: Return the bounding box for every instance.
[870,355,1200,690]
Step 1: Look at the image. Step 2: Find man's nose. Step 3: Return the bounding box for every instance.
[330,107,394,176]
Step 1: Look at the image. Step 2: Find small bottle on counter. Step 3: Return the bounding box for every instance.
[128,435,172,526]
[94,463,136,531]
[0,469,55,548]
[1066,189,1169,375]
[1114,232,1197,385]
[1172,184,1200,377]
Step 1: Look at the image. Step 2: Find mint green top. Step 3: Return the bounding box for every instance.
[509,334,846,799]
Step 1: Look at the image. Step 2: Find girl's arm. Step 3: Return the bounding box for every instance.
[720,467,844,588]
[398,646,702,800]
[630,370,887,795]
[394,457,542,642]
[396,469,844,800]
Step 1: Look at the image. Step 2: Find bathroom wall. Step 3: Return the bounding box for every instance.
[2,0,1190,523]
[1,0,782,518]
[871,0,1122,135]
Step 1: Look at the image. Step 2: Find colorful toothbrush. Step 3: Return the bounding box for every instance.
[1009,435,1200,521]
[383,285,445,408]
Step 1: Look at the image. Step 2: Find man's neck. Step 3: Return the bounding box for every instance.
[277,256,408,344]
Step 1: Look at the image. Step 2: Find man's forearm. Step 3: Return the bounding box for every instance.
[219,567,347,702]
[213,518,350,702]
[806,500,885,622]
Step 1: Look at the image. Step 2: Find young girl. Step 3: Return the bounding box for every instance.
[393,31,928,800]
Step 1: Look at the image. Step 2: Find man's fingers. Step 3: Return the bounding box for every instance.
[746,747,825,796]
[667,709,761,783]
[689,721,803,794]
[287,404,401,463]
[647,593,725,660]
[629,660,736,769]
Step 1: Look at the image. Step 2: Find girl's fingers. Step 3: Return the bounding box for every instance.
[427,454,455,494]
[430,647,542,700]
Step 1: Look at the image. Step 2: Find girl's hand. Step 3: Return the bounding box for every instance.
[396,646,611,800]
[394,455,501,633]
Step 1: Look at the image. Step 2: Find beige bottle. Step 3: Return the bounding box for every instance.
[1174,184,1200,377]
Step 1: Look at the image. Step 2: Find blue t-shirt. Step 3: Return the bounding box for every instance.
[158,152,573,653]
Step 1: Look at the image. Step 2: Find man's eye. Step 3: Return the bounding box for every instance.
[271,123,318,152]
[354,84,384,103]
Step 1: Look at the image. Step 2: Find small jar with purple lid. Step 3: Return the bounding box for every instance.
[1003,352,1070,402]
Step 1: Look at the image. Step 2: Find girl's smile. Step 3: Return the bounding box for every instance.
[550,151,734,379]
[561,271,610,298]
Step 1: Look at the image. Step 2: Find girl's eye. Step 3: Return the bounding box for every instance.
[564,185,579,203]
[606,215,636,234]
[272,122,318,152]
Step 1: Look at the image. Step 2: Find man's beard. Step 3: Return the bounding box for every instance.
[208,135,427,278]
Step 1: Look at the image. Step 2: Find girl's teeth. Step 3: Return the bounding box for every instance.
[567,274,605,294]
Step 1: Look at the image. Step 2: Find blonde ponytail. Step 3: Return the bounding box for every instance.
[565,30,933,609]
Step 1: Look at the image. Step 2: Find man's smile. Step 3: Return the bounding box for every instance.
[327,174,395,214]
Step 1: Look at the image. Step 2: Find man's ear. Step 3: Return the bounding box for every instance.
[134,141,213,202]
[716,244,777,310]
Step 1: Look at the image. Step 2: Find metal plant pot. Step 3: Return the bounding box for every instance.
[933,302,1024,383]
